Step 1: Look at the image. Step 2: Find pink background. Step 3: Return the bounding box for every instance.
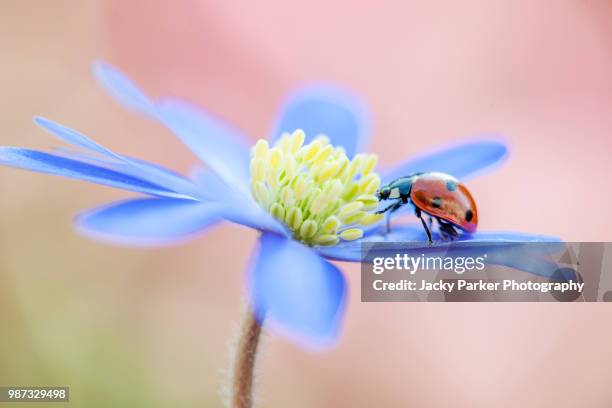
[1,1,612,406]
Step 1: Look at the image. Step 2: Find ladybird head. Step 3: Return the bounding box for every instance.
[377,185,391,201]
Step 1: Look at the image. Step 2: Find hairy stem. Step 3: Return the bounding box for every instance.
[231,311,262,408]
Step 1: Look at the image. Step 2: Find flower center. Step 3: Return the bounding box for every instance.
[249,129,384,246]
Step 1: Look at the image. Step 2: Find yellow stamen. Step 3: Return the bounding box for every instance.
[340,228,364,241]
[356,194,379,210]
[270,203,285,221]
[285,206,303,230]
[313,234,340,246]
[300,220,318,239]
[253,139,269,159]
[361,213,385,226]
[249,129,382,246]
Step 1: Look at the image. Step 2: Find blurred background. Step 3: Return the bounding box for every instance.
[2,1,612,406]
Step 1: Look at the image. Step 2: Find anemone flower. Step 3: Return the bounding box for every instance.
[0,62,559,408]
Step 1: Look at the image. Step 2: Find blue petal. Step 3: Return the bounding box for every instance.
[318,224,561,261]
[75,198,224,246]
[222,204,288,236]
[317,224,565,278]
[270,84,369,157]
[35,116,202,199]
[0,147,193,199]
[190,167,237,202]
[54,148,203,200]
[248,232,347,348]
[34,116,126,162]
[191,168,289,236]
[93,61,156,116]
[93,62,252,191]
[155,98,252,192]
[381,139,508,183]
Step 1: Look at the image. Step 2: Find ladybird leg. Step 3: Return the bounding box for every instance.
[435,218,449,241]
[448,224,459,240]
[439,227,450,241]
[445,221,459,239]
[376,200,403,233]
[415,207,433,245]
[387,200,405,233]
[391,196,410,231]
[375,200,403,215]
[438,219,459,241]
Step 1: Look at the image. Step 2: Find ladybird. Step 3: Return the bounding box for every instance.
[376,172,478,244]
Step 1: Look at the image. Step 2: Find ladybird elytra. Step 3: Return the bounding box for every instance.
[376,171,478,244]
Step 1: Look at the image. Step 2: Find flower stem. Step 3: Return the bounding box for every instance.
[231,311,262,408]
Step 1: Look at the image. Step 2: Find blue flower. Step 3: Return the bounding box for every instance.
[0,62,559,348]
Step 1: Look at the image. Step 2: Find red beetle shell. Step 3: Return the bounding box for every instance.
[410,172,478,233]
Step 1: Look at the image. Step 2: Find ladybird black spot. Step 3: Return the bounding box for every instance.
[465,209,474,222]
[431,197,442,208]
[446,180,457,191]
